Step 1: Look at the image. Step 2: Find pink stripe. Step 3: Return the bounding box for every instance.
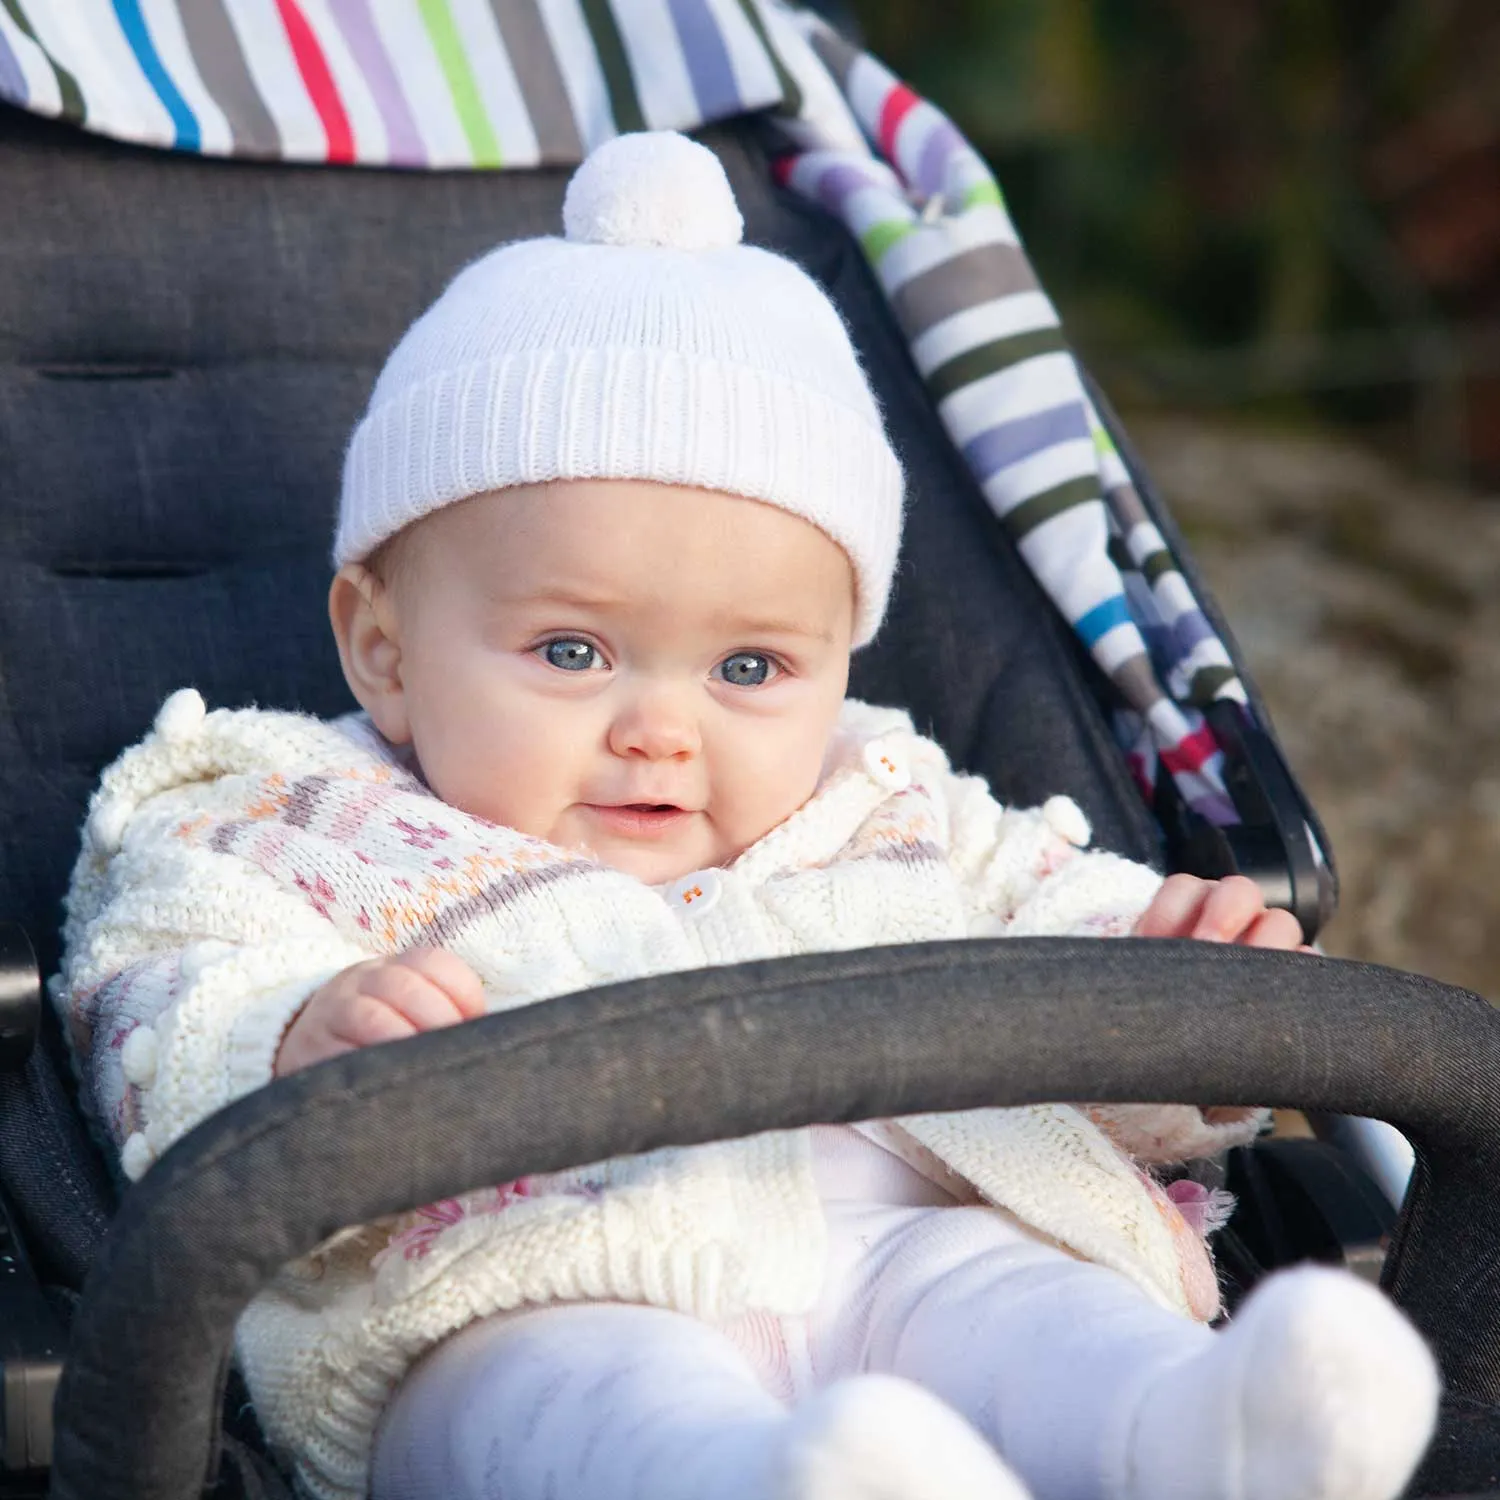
[876,81,919,165]
[275,0,354,163]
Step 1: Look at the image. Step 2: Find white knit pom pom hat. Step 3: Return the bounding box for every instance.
[337,131,904,645]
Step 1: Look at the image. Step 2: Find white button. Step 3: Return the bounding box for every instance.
[666,870,722,917]
[862,740,911,792]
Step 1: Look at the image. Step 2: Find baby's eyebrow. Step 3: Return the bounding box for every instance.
[728,615,837,644]
[496,589,837,643]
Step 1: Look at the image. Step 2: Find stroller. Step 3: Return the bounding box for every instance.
[3,5,1500,1497]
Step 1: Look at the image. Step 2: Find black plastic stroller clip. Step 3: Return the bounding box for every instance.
[1157,701,1333,942]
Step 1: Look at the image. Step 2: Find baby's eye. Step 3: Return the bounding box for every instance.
[716,652,778,688]
[540,639,605,672]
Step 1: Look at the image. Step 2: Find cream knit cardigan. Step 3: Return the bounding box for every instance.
[56,689,1265,1499]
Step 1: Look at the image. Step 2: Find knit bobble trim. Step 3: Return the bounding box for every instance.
[120,1025,159,1087]
[562,131,744,251]
[155,687,207,743]
[121,1132,155,1182]
[1042,795,1091,848]
[87,799,130,856]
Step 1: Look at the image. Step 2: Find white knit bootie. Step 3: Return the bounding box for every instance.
[773,1375,1032,1500]
[1122,1265,1440,1500]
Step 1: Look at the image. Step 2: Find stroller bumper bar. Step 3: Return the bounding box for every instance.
[45,939,1500,1500]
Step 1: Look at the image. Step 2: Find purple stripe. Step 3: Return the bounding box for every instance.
[327,0,426,166]
[811,158,886,214]
[915,116,965,200]
[666,0,741,117]
[962,402,1090,482]
[1171,609,1219,655]
[0,22,26,105]
[1185,789,1238,826]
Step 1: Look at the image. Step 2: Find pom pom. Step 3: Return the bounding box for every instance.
[155,687,206,743]
[121,1131,155,1182]
[1042,795,1091,848]
[563,131,743,251]
[87,799,130,856]
[120,1026,159,1087]
[180,940,230,982]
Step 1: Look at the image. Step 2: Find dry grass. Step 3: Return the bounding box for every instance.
[1133,415,1500,998]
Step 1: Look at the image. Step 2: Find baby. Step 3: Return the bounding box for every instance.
[58,133,1438,1500]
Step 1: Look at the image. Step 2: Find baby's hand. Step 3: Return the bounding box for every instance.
[274,948,486,1077]
[1132,874,1311,950]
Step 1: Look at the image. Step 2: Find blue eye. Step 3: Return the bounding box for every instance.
[542,639,602,672]
[717,652,775,687]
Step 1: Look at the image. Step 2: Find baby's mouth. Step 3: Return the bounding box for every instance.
[584,802,694,839]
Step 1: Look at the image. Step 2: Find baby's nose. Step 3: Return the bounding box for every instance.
[607,690,702,760]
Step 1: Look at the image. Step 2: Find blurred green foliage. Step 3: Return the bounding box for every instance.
[845,1,1500,472]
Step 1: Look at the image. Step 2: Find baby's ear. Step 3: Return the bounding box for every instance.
[329,564,411,743]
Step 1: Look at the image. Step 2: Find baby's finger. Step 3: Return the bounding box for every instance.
[1191,875,1267,942]
[1132,874,1211,937]
[331,993,421,1049]
[362,964,471,1032]
[1241,907,1306,951]
[396,947,487,1019]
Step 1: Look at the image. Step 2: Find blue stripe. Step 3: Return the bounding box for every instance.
[112,0,200,150]
[666,0,742,117]
[0,19,26,105]
[962,401,1091,483]
[1076,594,1134,646]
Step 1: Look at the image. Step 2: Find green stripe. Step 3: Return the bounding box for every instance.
[1187,664,1239,707]
[927,325,1068,404]
[581,0,644,133]
[962,178,1004,211]
[859,217,915,263]
[1139,547,1176,585]
[417,0,500,165]
[1002,474,1101,541]
[3,0,84,120]
[733,0,802,115]
[1091,423,1118,459]
[1106,535,1134,574]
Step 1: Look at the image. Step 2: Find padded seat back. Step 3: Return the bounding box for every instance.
[0,103,1161,1281]
[0,106,1160,983]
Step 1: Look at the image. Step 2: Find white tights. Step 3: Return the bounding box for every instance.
[371,1197,1439,1500]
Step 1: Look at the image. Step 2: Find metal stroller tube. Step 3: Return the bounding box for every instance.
[50,939,1500,1500]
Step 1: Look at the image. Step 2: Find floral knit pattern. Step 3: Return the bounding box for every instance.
[55,689,1266,1500]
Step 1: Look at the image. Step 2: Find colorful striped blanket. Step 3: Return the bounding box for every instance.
[0,0,1295,839]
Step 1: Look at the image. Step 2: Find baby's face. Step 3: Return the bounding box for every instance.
[341,481,855,884]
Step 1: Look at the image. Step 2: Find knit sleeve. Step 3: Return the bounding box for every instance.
[56,787,368,1185]
[1081,1103,1271,1165]
[940,767,1163,939]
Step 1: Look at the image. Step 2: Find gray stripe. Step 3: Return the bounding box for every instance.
[411,861,586,945]
[870,839,945,870]
[804,20,858,90]
[178,0,281,158]
[891,242,1039,343]
[488,0,584,163]
[1104,478,1149,530]
[282,775,332,830]
[1112,654,1166,715]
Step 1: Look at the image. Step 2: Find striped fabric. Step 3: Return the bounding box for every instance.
[0,0,789,164]
[777,21,1244,826]
[0,0,1278,834]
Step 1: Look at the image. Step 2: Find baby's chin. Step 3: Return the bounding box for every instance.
[566,815,781,887]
